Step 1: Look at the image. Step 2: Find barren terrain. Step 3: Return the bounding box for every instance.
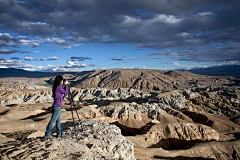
[0,69,240,159]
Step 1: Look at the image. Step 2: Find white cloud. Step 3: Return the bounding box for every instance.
[40,57,58,60]
[0,33,12,39]
[19,21,48,28]
[17,36,27,39]
[167,61,181,66]
[122,16,141,26]
[72,43,83,47]
[61,45,71,49]
[45,38,66,44]
[19,39,40,47]
[50,56,58,60]
[24,57,38,61]
[197,12,214,17]
[154,14,182,23]
[138,66,147,69]
[0,59,25,66]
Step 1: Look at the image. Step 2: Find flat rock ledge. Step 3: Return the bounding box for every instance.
[0,119,136,160]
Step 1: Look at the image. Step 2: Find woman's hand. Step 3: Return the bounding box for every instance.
[64,80,70,85]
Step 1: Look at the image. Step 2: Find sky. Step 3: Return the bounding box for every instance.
[0,0,240,72]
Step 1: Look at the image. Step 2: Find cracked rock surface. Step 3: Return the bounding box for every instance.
[0,120,136,160]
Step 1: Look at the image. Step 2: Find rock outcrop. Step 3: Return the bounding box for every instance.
[0,120,136,160]
[127,122,222,149]
[0,89,53,105]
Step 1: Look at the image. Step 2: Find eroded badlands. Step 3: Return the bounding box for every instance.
[0,73,240,160]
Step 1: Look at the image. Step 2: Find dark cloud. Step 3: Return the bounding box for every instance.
[148,44,240,62]
[70,56,92,61]
[178,44,240,62]
[10,57,21,60]
[0,0,239,63]
[0,49,20,54]
[111,58,124,61]
[20,51,31,54]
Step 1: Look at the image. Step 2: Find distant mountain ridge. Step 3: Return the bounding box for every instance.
[0,68,79,78]
[182,65,240,78]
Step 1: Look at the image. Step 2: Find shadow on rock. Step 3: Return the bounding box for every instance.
[153,155,215,160]
[110,121,155,136]
[20,111,52,122]
[148,138,215,150]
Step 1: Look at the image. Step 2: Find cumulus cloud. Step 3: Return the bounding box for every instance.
[65,60,97,68]
[40,57,58,61]
[0,0,239,64]
[45,38,67,46]
[32,61,97,72]
[40,58,48,61]
[19,39,41,47]
[24,57,38,61]
[0,33,13,41]
[0,58,25,66]
[50,56,58,60]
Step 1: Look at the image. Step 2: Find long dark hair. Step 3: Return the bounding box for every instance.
[52,75,63,98]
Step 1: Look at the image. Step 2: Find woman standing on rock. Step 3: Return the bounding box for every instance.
[45,75,69,139]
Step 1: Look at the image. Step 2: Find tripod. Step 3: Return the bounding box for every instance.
[66,85,81,141]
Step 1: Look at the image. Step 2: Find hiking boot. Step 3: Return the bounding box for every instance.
[57,134,67,138]
[44,136,55,139]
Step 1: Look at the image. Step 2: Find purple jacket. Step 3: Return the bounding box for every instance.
[52,85,68,107]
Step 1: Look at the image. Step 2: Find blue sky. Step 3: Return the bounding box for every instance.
[0,0,240,72]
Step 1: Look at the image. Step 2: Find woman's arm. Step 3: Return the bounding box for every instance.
[56,85,68,95]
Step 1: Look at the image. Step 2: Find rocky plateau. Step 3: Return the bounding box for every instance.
[0,69,240,160]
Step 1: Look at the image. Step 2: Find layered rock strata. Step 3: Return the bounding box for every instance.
[0,88,151,106]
